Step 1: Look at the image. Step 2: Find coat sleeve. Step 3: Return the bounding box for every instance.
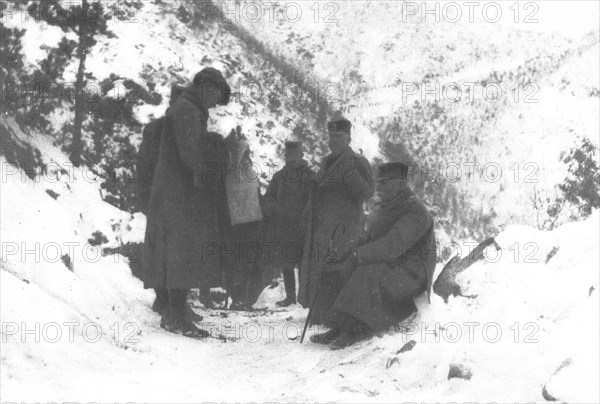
[356,205,433,265]
[343,155,374,201]
[167,103,206,181]
[262,171,279,218]
[299,179,316,235]
[301,167,316,203]
[136,123,155,214]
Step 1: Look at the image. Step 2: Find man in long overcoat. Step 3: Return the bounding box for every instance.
[298,118,374,325]
[137,84,185,315]
[137,84,186,216]
[316,162,437,349]
[140,68,231,335]
[263,141,315,306]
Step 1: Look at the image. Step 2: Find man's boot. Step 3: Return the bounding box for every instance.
[228,284,251,311]
[309,323,341,344]
[184,292,204,323]
[161,289,209,338]
[276,268,296,307]
[198,285,214,309]
[328,311,373,350]
[152,288,169,315]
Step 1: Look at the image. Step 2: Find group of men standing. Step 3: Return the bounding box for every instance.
[137,67,437,349]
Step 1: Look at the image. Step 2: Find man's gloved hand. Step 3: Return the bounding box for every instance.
[325,253,358,281]
[336,245,356,263]
[326,241,357,265]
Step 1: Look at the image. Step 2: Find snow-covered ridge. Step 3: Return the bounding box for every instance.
[1,121,597,402]
[217,0,600,233]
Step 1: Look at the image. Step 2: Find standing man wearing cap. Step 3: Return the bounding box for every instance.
[263,141,315,307]
[140,67,231,336]
[298,118,375,329]
[319,162,437,349]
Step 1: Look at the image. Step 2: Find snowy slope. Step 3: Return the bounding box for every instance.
[5,0,333,185]
[219,0,600,230]
[1,121,598,402]
[6,0,598,236]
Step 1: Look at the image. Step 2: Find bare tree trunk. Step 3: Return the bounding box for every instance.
[70,0,89,165]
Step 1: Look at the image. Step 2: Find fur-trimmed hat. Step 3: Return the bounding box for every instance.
[192,67,231,105]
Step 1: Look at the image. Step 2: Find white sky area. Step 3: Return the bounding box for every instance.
[496,1,600,38]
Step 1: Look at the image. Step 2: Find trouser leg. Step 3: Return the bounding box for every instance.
[282,267,296,302]
[198,284,213,308]
[168,288,187,319]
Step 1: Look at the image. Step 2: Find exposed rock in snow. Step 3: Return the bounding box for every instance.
[543,355,599,402]
[433,238,500,302]
[448,356,474,381]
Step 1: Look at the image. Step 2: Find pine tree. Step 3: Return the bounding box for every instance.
[1,1,27,117]
[559,137,600,217]
[26,0,113,165]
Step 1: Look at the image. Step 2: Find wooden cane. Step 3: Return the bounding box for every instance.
[300,223,346,343]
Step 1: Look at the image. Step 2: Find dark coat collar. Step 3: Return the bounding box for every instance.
[380,187,415,210]
[320,148,356,177]
[180,87,209,116]
[284,159,308,169]
[318,148,357,183]
[323,147,355,166]
[367,188,416,236]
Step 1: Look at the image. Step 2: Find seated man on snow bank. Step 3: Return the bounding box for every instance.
[311,162,437,349]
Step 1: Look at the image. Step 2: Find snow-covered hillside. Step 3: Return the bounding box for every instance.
[5,0,334,185]
[218,0,600,232]
[2,1,599,402]
[1,117,598,402]
[5,0,598,239]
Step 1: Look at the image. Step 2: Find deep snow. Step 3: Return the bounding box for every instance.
[1,1,599,401]
[1,118,598,403]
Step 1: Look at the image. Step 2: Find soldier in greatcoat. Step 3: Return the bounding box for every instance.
[262,141,315,306]
[312,162,437,349]
[137,84,185,316]
[298,118,375,326]
[140,68,231,336]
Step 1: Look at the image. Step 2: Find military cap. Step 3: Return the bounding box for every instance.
[377,162,410,181]
[284,140,303,150]
[192,67,231,105]
[327,118,352,134]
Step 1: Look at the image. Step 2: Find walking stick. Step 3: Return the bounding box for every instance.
[300,223,346,343]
